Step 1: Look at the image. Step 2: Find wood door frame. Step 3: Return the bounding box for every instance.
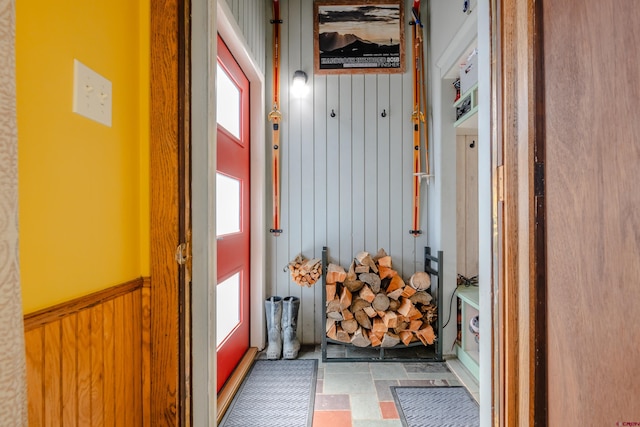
[150,0,191,425]
[494,0,547,425]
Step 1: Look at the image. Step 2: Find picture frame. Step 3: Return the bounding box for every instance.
[313,0,405,74]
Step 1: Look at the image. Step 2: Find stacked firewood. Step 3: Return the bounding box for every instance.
[288,254,322,287]
[325,249,437,348]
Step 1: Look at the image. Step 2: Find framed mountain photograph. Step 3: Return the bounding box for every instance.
[314,0,405,74]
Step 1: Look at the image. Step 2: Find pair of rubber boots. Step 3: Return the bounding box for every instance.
[264,296,300,359]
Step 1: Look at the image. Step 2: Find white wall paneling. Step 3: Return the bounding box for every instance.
[221,0,266,73]
[266,0,429,344]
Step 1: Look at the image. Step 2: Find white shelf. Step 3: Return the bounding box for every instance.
[454,83,479,130]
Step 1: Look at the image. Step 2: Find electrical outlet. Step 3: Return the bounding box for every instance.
[72,59,112,127]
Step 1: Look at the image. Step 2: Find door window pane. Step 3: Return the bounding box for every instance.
[216,63,241,138]
[216,272,241,347]
[216,173,241,236]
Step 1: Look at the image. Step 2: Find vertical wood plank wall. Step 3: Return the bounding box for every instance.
[24,279,150,426]
[222,0,266,73]
[265,0,429,343]
[456,134,479,278]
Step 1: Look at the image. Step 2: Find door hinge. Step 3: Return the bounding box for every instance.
[497,164,505,202]
[175,242,189,265]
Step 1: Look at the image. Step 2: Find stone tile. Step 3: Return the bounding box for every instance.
[379,401,399,419]
[317,366,325,379]
[350,393,382,420]
[403,362,451,373]
[323,372,376,394]
[352,420,403,427]
[314,394,351,411]
[370,363,407,380]
[313,410,352,427]
[324,362,370,374]
[374,380,399,401]
[316,379,324,394]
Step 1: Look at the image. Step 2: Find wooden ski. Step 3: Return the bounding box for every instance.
[409,0,426,236]
[269,0,283,235]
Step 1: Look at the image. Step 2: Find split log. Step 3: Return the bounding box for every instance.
[372,293,390,312]
[399,330,413,346]
[372,317,387,336]
[358,284,376,303]
[386,288,404,301]
[354,309,372,330]
[355,251,378,273]
[326,319,337,340]
[326,298,343,320]
[401,286,416,298]
[415,325,436,345]
[409,271,431,290]
[341,309,354,321]
[326,284,336,301]
[351,327,371,347]
[410,291,433,305]
[388,299,401,312]
[377,255,392,268]
[359,273,381,293]
[351,298,370,313]
[341,318,358,334]
[363,306,377,318]
[397,297,414,317]
[382,311,398,328]
[326,263,347,284]
[370,333,382,347]
[381,332,401,348]
[395,320,410,332]
[372,248,388,262]
[339,287,352,310]
[386,275,405,293]
[355,265,370,274]
[346,260,357,281]
[344,279,364,293]
[335,325,351,343]
[378,265,396,279]
[408,319,423,331]
[408,307,424,321]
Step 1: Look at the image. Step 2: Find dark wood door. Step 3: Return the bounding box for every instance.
[543,1,640,424]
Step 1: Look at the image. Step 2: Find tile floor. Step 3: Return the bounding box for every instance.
[259,345,479,427]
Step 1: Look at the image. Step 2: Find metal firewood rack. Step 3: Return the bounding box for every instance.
[321,246,444,362]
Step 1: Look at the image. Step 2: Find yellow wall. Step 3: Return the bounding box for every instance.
[16,0,150,313]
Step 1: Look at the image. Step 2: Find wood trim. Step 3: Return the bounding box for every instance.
[24,277,145,331]
[497,0,546,425]
[531,0,547,424]
[216,348,258,425]
[150,0,182,425]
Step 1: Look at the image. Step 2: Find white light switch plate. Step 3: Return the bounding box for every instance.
[73,59,112,127]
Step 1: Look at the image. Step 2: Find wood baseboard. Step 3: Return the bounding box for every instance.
[216,347,258,424]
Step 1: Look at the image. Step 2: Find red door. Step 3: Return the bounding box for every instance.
[215,35,250,392]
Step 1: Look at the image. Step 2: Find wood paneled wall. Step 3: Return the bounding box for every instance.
[221,0,266,73]
[24,278,150,427]
[266,0,429,344]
